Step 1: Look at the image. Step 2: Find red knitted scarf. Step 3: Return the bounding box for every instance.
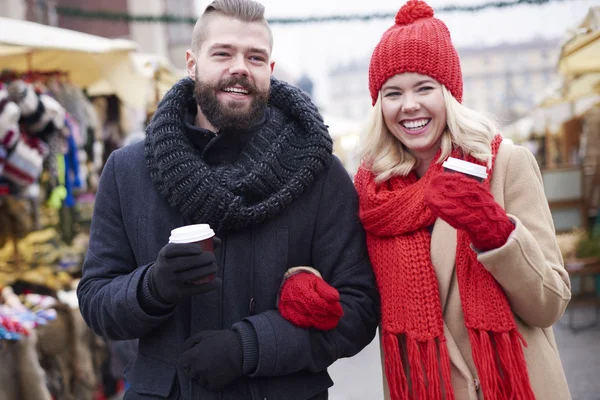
[354,135,535,400]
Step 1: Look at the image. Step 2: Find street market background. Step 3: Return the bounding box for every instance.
[1,0,599,399]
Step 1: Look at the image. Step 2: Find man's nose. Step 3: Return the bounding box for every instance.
[229,55,249,77]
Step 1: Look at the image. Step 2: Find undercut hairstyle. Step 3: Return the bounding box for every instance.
[191,0,273,53]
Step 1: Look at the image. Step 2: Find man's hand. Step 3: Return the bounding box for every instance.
[178,330,244,391]
[148,242,221,304]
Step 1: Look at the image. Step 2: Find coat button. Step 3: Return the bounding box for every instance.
[249,298,256,315]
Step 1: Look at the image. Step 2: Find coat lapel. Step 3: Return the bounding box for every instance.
[431,218,457,311]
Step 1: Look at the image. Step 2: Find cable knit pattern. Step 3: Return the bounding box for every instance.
[354,135,535,400]
[144,77,332,234]
[368,0,463,104]
[425,172,515,251]
[278,272,344,331]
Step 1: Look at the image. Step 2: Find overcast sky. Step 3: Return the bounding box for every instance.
[195,0,596,107]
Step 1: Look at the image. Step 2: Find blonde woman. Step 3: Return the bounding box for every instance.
[352,1,572,399]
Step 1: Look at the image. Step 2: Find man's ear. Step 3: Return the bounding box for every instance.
[186,50,197,79]
[270,61,275,75]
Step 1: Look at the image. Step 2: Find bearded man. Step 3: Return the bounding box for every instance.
[76,0,379,399]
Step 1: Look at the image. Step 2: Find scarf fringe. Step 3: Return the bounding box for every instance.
[408,338,427,398]
[469,329,535,400]
[383,333,408,399]
[439,338,455,400]
[384,333,455,400]
[423,340,440,400]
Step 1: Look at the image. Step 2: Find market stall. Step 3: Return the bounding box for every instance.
[545,5,600,331]
[558,7,600,80]
[86,52,185,112]
[0,16,138,87]
[0,18,150,399]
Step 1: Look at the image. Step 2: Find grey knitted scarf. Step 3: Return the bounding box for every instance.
[145,77,333,234]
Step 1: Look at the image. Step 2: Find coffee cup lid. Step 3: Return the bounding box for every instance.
[442,157,488,180]
[169,224,215,244]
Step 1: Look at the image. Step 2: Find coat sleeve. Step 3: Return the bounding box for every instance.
[233,157,381,377]
[478,144,571,328]
[77,150,175,340]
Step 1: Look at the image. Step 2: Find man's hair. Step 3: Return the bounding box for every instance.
[191,0,273,53]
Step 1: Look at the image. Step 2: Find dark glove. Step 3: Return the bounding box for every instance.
[148,242,221,304]
[278,272,343,330]
[425,172,515,251]
[178,330,244,391]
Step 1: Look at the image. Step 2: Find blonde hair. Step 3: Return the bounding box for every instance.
[359,86,498,183]
[191,0,273,52]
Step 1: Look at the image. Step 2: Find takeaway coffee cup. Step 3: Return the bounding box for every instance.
[169,224,215,284]
[442,157,487,182]
[169,224,215,251]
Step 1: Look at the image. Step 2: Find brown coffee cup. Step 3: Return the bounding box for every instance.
[197,237,214,252]
[169,224,216,284]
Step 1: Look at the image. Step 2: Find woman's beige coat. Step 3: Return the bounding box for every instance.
[381,140,572,399]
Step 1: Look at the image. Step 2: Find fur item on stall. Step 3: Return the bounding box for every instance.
[36,302,77,400]
[0,341,20,400]
[0,196,34,240]
[71,310,105,400]
[16,329,53,400]
[36,302,104,400]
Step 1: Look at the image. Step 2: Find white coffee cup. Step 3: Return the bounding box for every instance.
[169,224,215,250]
[169,224,216,284]
[442,157,487,182]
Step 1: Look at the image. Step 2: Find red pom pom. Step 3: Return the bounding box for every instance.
[395,0,434,26]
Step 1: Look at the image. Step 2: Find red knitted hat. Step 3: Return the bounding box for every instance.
[368,0,463,105]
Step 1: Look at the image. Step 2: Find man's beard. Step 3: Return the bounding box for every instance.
[193,75,269,132]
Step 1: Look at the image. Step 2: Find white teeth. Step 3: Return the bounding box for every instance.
[402,119,429,129]
[223,87,249,94]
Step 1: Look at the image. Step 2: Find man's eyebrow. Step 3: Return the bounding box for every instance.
[208,43,235,51]
[248,47,269,58]
[208,43,269,58]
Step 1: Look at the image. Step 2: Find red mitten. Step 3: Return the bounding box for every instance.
[425,172,515,251]
[278,272,343,331]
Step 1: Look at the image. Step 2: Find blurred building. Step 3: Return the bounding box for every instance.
[328,58,371,121]
[327,37,561,124]
[1,0,306,77]
[460,37,560,123]
[0,0,200,70]
[0,0,27,20]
